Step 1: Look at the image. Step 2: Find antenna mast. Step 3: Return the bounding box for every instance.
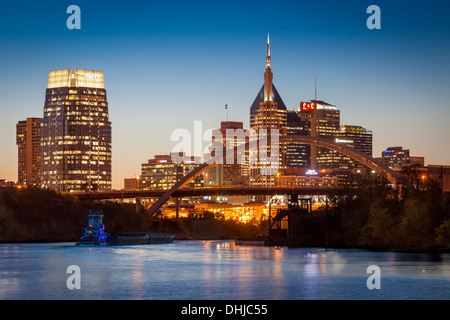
[315,75,317,101]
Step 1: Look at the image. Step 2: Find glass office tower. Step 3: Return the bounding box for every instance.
[41,69,112,192]
[285,110,309,169]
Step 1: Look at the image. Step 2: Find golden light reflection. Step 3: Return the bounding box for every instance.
[160,203,271,225]
[156,200,327,223]
[47,69,105,89]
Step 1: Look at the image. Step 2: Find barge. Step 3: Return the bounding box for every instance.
[76,209,174,246]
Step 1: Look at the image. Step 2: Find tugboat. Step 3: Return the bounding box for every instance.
[76,209,175,246]
[76,209,109,245]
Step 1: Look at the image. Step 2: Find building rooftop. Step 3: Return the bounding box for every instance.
[47,68,105,89]
[250,84,287,115]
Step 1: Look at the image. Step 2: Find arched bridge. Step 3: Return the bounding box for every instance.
[281,135,398,183]
[146,134,399,216]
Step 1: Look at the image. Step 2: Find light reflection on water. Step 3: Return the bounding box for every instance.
[0,241,449,300]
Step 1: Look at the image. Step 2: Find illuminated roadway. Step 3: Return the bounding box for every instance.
[73,186,341,201]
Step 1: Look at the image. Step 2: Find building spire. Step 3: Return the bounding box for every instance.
[264,33,273,102]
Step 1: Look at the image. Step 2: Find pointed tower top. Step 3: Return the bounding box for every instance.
[251,34,287,113]
[264,34,273,101]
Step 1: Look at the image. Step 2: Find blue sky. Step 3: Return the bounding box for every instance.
[1,0,449,189]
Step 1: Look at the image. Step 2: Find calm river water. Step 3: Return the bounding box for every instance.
[1,241,449,300]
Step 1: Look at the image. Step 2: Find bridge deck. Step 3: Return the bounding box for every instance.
[73,186,341,200]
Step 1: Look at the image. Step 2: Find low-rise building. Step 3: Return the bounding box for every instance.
[141,153,204,190]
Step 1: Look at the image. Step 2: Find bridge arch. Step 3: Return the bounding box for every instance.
[280,135,398,183]
[147,134,399,216]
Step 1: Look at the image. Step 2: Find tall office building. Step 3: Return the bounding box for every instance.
[249,34,287,187]
[16,117,43,186]
[285,110,309,168]
[298,100,340,169]
[41,69,112,192]
[207,121,249,186]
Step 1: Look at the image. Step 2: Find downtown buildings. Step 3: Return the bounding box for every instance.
[135,35,375,192]
[246,36,373,189]
[11,38,447,196]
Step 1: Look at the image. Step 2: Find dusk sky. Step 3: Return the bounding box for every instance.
[1,0,449,189]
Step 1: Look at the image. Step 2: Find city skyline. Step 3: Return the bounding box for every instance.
[1,0,449,189]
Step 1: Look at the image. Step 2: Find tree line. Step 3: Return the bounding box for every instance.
[340,173,450,251]
[1,169,449,250]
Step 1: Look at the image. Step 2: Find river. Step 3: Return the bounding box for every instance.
[0,241,449,300]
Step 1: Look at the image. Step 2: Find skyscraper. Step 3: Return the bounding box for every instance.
[298,100,340,169]
[41,69,112,192]
[249,34,287,187]
[207,121,249,186]
[16,117,43,186]
[285,110,309,168]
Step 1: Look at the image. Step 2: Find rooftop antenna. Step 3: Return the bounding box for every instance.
[315,75,317,102]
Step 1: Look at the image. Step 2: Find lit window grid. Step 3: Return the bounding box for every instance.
[41,84,111,192]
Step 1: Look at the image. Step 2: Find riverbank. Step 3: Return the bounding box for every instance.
[1,184,449,253]
[0,187,267,243]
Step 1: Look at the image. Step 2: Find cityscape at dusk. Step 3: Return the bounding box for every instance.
[1,0,450,302]
[1,0,449,189]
